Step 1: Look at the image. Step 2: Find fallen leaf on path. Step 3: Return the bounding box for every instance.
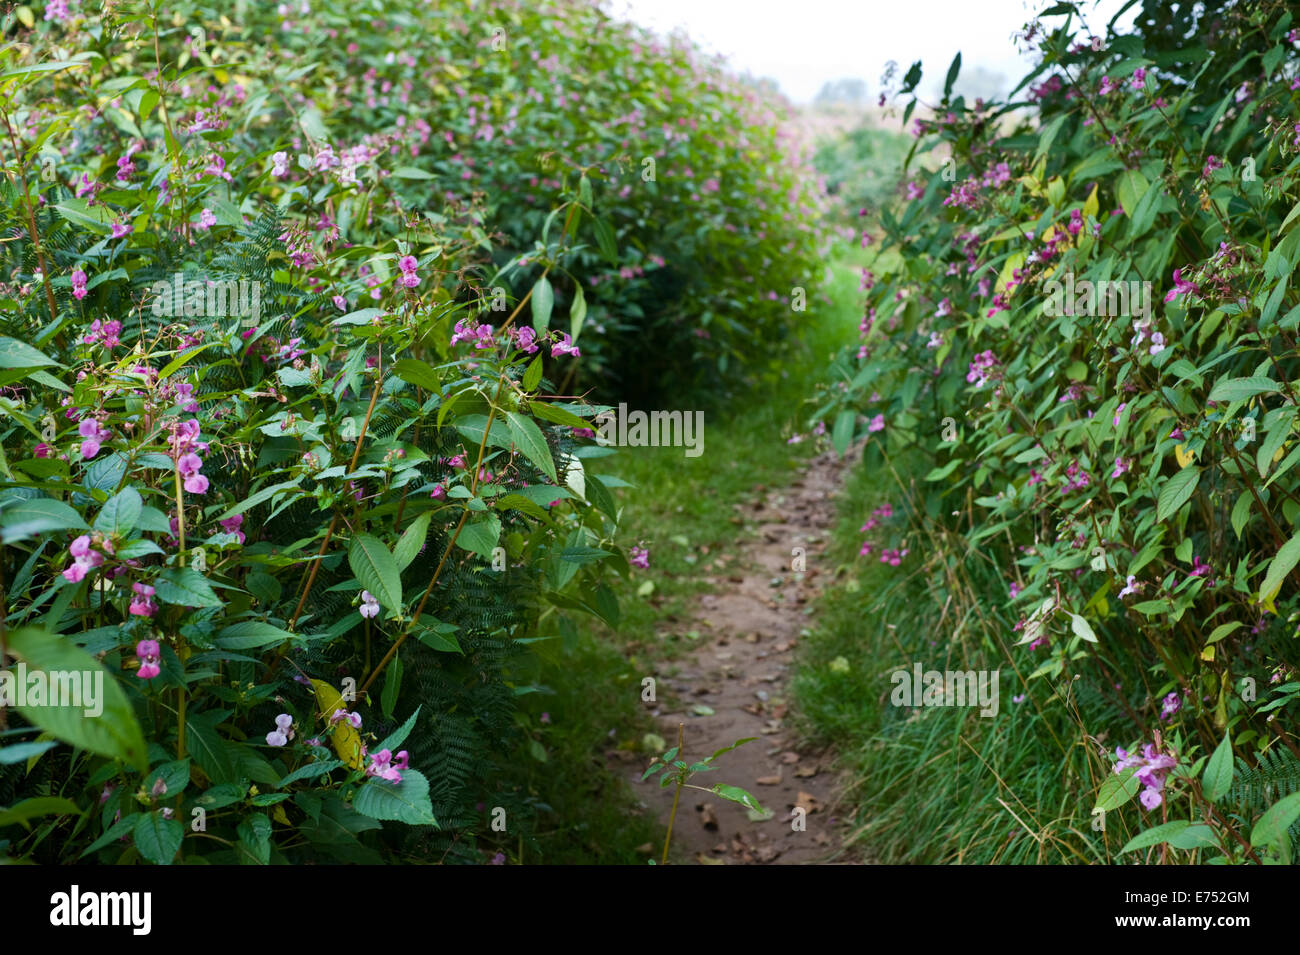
[756,774,782,785]
[697,803,719,830]
[697,853,726,865]
[691,704,715,716]
[795,791,821,814]
[794,765,818,778]
[779,751,800,764]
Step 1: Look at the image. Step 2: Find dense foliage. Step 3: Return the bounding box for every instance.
[813,0,1300,861]
[0,0,821,864]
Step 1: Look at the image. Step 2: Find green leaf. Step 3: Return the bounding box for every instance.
[831,409,855,455]
[392,358,440,391]
[348,533,403,615]
[4,627,148,772]
[93,487,142,537]
[1117,169,1149,217]
[1094,767,1141,812]
[1068,612,1098,643]
[925,459,961,481]
[392,166,436,180]
[277,759,344,789]
[0,337,62,369]
[705,737,757,764]
[1250,791,1300,848]
[0,497,87,544]
[0,740,59,764]
[1205,621,1243,645]
[1207,376,1279,402]
[569,284,587,341]
[0,796,80,829]
[529,401,589,429]
[236,815,271,865]
[709,783,766,814]
[381,657,403,721]
[1167,824,1219,850]
[522,356,543,393]
[133,810,184,865]
[1156,467,1200,522]
[505,411,558,482]
[215,621,298,650]
[1203,731,1233,802]
[377,705,422,755]
[1258,530,1300,605]
[393,511,432,572]
[456,515,501,558]
[1120,820,1190,854]
[1231,490,1252,539]
[154,567,223,608]
[593,217,617,264]
[353,769,438,826]
[531,276,554,333]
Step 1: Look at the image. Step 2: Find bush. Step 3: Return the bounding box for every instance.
[811,0,1300,861]
[0,0,697,864]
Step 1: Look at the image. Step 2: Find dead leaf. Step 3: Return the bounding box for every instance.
[755,845,781,863]
[697,803,719,831]
[635,842,654,854]
[779,751,801,764]
[794,765,818,778]
[696,853,726,865]
[795,791,821,814]
[756,774,782,785]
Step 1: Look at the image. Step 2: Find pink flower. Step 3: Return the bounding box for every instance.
[359,590,381,619]
[196,208,217,231]
[366,748,406,783]
[1163,268,1199,303]
[1009,581,1022,599]
[78,417,109,459]
[629,546,650,569]
[330,708,362,729]
[551,333,581,358]
[71,268,88,300]
[218,514,245,544]
[867,414,885,433]
[1118,575,1142,598]
[1160,691,1182,720]
[129,582,157,618]
[1112,403,1126,428]
[136,640,162,680]
[1111,457,1129,479]
[111,221,132,238]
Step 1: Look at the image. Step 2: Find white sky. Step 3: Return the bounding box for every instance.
[610,0,1138,103]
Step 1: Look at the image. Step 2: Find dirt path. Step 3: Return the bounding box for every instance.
[615,447,857,864]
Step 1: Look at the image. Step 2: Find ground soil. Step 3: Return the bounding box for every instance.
[609,447,863,864]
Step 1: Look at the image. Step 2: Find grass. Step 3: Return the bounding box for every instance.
[494,249,863,863]
[790,443,1137,864]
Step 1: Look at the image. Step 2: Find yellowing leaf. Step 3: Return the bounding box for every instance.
[1201,644,1215,662]
[310,679,364,770]
[272,805,291,826]
[996,251,1026,296]
[1083,183,1099,222]
[1175,444,1196,468]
